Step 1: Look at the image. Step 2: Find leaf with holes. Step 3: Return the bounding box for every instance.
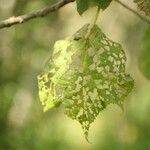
[76,0,112,15]
[134,0,150,16]
[37,24,134,141]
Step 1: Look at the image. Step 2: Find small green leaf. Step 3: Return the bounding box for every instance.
[76,0,112,15]
[37,24,134,141]
[134,0,150,16]
[138,26,150,79]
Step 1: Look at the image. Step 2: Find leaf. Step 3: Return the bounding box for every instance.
[134,0,150,16]
[138,26,150,79]
[76,0,112,15]
[37,24,134,141]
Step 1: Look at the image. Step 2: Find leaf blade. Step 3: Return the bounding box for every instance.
[76,0,112,15]
[37,24,134,141]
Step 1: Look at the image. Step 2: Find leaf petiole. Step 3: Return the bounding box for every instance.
[85,6,101,39]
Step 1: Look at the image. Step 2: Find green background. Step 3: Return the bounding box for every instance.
[0,0,150,149]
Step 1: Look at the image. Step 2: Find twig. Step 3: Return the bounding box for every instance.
[115,0,150,24]
[0,0,75,29]
[0,0,150,29]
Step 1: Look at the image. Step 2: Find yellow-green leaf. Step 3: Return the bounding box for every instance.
[37,24,134,141]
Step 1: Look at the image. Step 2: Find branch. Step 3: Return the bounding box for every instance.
[115,0,150,24]
[1,0,149,30]
[0,0,75,29]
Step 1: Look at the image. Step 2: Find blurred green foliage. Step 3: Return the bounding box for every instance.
[138,26,150,79]
[0,0,150,150]
[0,0,71,149]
